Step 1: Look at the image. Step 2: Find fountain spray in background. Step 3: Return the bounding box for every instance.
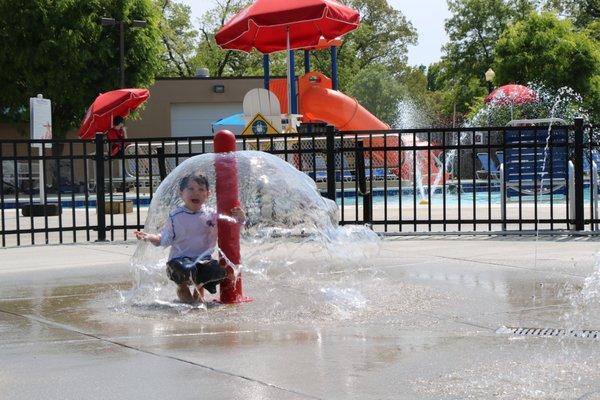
[469,83,585,127]
[412,84,588,204]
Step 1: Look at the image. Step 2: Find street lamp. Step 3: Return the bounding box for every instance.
[485,68,495,94]
[101,17,147,88]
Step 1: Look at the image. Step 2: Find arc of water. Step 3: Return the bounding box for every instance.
[217,246,242,280]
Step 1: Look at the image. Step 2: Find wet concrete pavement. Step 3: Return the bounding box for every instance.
[3,237,600,399]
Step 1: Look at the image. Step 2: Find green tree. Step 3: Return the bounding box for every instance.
[192,0,266,77]
[494,12,600,119]
[395,66,448,127]
[347,64,403,126]
[307,0,417,124]
[544,0,600,28]
[312,0,417,92]
[0,0,162,138]
[343,0,416,71]
[155,0,198,77]
[425,59,485,124]
[586,20,600,42]
[437,0,539,115]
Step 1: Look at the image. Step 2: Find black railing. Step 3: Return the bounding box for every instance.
[1,119,599,247]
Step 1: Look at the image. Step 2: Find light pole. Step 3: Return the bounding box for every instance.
[485,68,495,94]
[101,17,147,88]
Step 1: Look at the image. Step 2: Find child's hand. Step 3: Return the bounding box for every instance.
[134,230,146,241]
[134,230,160,245]
[230,206,246,224]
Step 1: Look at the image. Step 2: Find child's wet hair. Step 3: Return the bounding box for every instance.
[179,174,209,191]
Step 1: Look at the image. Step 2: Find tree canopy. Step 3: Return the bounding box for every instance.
[155,0,198,77]
[2,0,598,133]
[340,0,416,73]
[192,0,263,78]
[0,0,162,138]
[303,0,418,122]
[494,12,600,118]
[431,0,540,119]
[348,65,403,126]
[545,0,600,28]
[167,0,600,124]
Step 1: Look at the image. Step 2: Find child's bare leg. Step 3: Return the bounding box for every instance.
[176,284,194,303]
[193,286,206,303]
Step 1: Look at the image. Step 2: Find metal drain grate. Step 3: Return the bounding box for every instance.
[497,326,600,339]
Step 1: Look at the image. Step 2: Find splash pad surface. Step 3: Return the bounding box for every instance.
[129,150,379,310]
[3,238,600,399]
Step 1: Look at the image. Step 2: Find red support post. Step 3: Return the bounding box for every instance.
[214,130,251,303]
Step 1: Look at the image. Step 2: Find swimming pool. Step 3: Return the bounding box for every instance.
[336,187,596,206]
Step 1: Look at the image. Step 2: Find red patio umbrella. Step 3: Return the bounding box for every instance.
[215,0,359,53]
[78,88,150,139]
[484,84,538,106]
[215,0,359,124]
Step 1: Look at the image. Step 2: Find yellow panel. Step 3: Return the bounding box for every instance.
[241,113,280,136]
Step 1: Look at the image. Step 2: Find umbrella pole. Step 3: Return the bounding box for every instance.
[286,28,292,123]
[285,28,298,133]
[263,54,270,90]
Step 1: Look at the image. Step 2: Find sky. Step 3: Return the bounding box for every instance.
[178,0,451,67]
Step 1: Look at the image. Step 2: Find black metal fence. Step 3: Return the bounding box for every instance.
[1,118,598,247]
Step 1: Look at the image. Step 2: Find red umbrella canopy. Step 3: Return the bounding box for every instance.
[215,0,360,53]
[78,88,150,139]
[484,84,538,106]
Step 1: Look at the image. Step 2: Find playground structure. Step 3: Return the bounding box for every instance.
[298,71,446,185]
[217,65,446,186]
[214,0,445,186]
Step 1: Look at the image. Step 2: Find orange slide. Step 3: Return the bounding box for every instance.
[298,72,389,131]
[298,72,443,183]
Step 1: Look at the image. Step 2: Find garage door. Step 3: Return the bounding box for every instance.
[171,103,242,137]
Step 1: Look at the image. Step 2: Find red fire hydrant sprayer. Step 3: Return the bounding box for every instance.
[214,130,252,304]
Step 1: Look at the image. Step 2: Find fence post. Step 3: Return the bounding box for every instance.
[355,140,372,225]
[95,133,107,241]
[156,147,166,181]
[574,117,584,231]
[325,127,336,201]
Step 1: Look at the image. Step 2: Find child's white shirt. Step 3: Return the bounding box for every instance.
[160,205,218,260]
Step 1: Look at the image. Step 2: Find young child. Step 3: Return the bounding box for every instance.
[106,115,127,157]
[134,174,245,304]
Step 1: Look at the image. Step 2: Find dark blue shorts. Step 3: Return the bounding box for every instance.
[166,257,227,294]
